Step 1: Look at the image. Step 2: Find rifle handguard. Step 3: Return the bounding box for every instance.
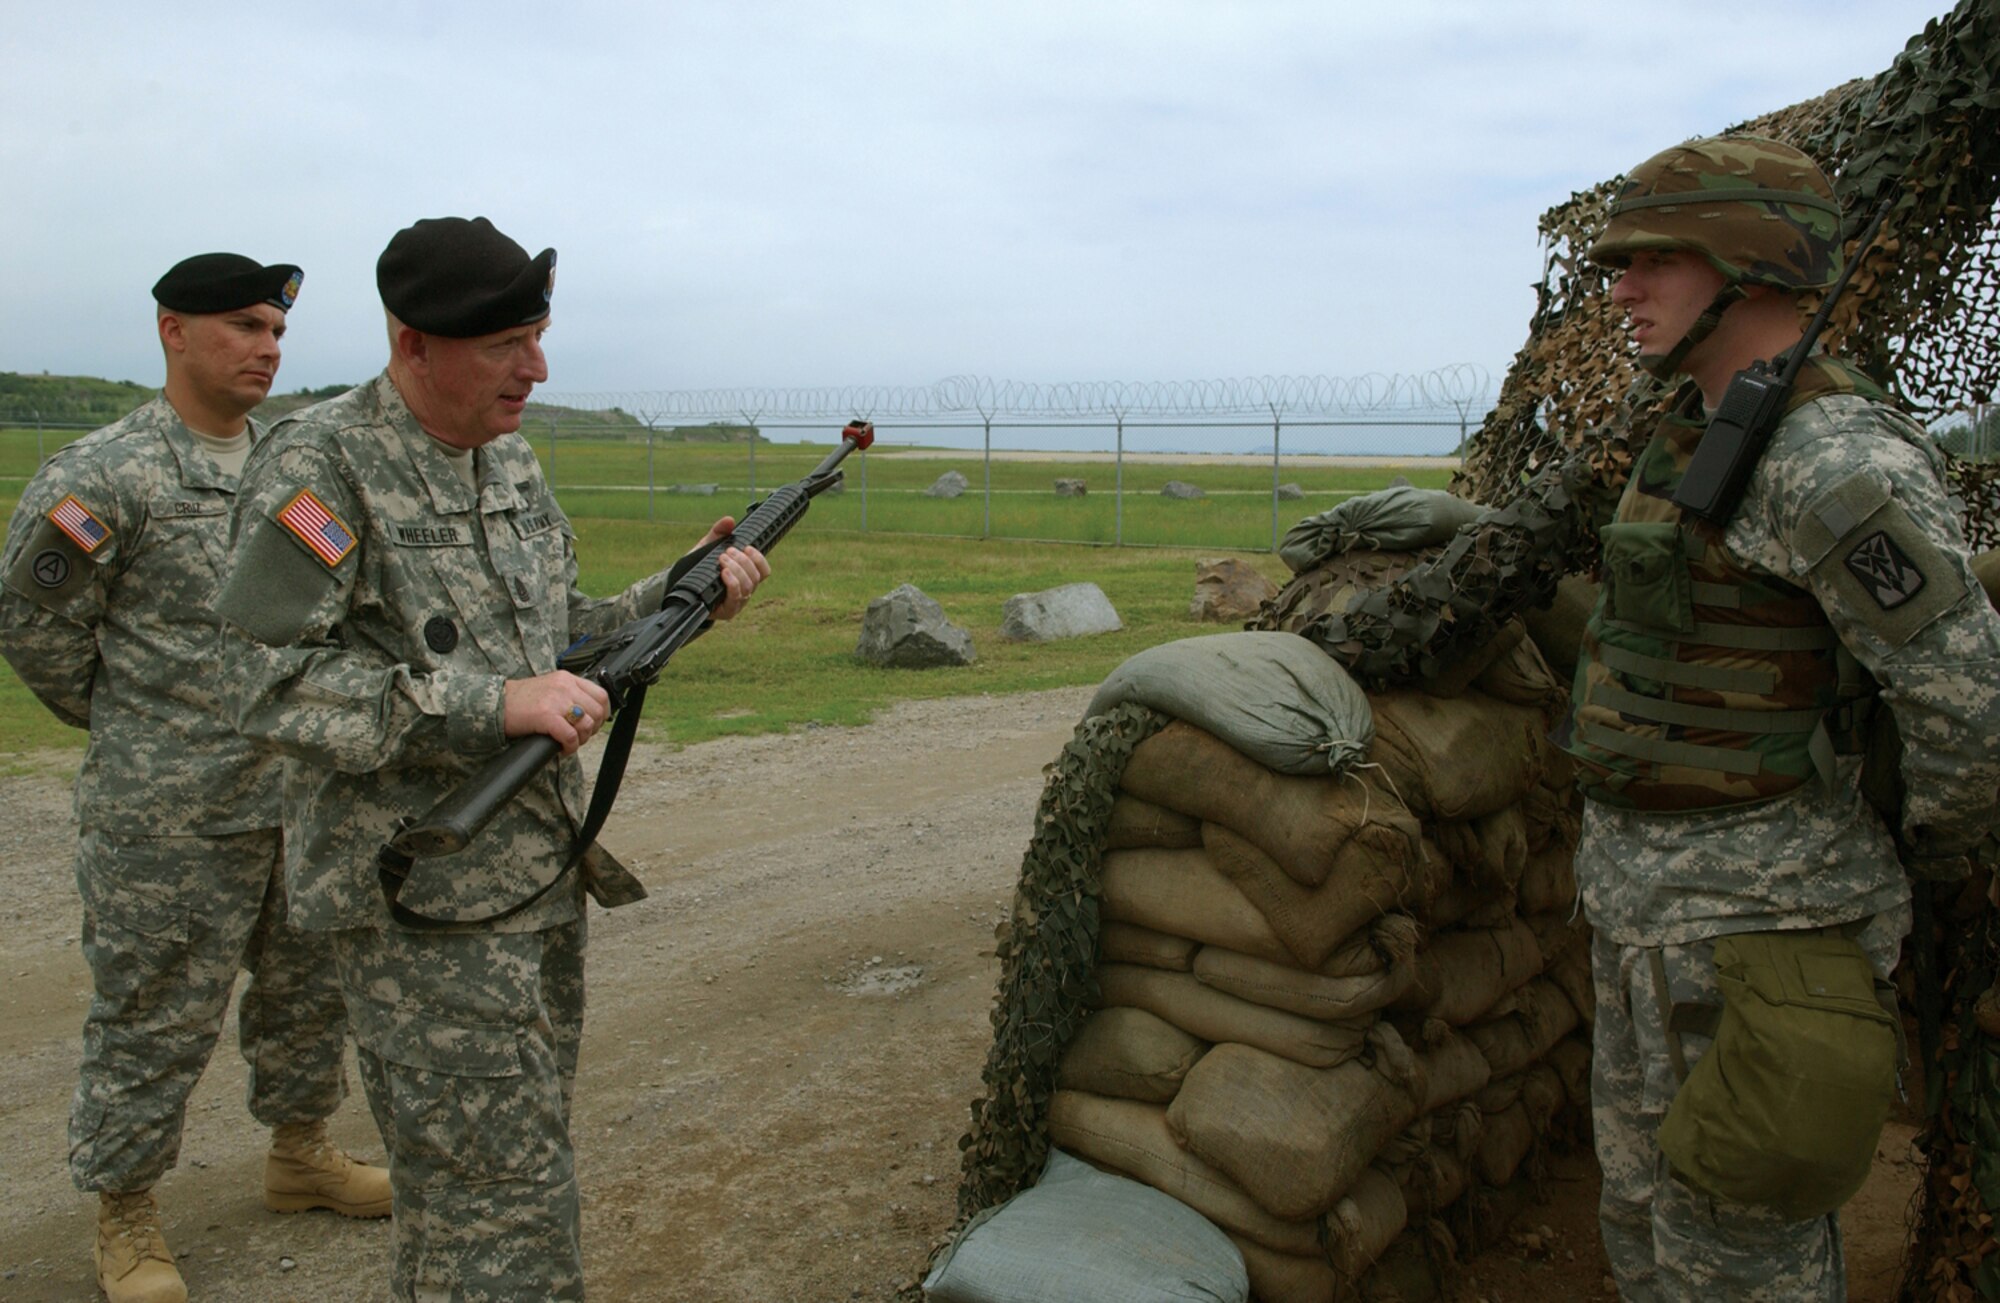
[380,420,875,878]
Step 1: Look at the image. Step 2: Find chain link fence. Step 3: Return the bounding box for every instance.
[0,407,1475,556]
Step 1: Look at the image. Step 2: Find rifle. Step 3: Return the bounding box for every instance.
[376,419,875,923]
[1671,188,1898,524]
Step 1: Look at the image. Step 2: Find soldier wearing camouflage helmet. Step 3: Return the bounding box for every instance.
[0,255,389,1303]
[1561,136,2000,1299]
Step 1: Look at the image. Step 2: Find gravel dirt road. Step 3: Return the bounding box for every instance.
[0,686,1920,1301]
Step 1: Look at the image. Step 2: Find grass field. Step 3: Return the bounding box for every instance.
[0,434,1439,757]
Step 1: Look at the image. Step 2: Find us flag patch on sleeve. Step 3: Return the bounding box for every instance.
[47,495,110,553]
[277,488,356,568]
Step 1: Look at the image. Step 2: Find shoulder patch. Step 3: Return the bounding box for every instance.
[1810,495,1968,651]
[1844,531,1926,610]
[47,495,110,554]
[276,489,357,568]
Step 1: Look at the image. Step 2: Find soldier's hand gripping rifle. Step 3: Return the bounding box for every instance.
[376,420,875,920]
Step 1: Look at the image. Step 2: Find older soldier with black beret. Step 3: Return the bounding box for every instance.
[0,255,389,1303]
[213,217,768,1300]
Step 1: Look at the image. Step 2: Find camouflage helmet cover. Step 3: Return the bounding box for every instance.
[1586,136,1843,291]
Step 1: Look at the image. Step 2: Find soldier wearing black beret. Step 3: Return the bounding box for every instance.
[0,255,393,1303]
[214,218,768,1300]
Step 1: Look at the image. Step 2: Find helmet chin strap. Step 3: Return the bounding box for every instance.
[1640,282,1748,380]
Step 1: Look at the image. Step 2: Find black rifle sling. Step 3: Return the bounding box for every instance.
[376,680,650,930]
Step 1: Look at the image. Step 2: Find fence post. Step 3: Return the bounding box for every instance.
[548,416,557,488]
[982,415,993,540]
[748,424,757,498]
[1269,406,1283,554]
[36,410,45,465]
[1114,413,1125,547]
[859,441,869,533]
[645,421,656,522]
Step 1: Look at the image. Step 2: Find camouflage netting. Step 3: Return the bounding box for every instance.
[950,702,1168,1222]
[1296,0,2000,694]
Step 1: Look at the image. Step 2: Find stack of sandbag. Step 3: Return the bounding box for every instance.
[1034,630,1593,1303]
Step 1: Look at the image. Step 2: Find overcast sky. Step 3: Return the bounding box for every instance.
[0,1,1950,405]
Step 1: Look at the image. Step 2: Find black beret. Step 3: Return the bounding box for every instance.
[377,216,556,339]
[152,253,302,313]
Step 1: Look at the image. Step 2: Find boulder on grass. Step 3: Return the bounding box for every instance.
[1276,482,1305,502]
[1190,558,1279,622]
[1001,582,1122,642]
[856,584,975,668]
[925,471,969,499]
[1054,478,1088,497]
[1162,480,1205,500]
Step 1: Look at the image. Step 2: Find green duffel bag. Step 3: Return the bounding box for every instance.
[1657,929,1899,1220]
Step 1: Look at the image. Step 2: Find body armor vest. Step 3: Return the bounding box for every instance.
[1561,358,1885,812]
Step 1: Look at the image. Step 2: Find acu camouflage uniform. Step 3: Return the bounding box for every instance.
[0,395,350,1194]
[214,373,660,1302]
[1560,138,2000,1302]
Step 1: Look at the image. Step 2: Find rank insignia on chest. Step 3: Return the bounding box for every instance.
[1845,530,1927,609]
[277,488,357,568]
[47,495,109,553]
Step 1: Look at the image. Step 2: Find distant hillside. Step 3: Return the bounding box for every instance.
[1,372,765,442]
[0,372,156,425]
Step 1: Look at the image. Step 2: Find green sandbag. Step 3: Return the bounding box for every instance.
[922,1147,1248,1303]
[1278,486,1489,574]
[1085,631,1371,777]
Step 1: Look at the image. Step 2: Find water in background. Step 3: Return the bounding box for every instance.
[753,418,1470,458]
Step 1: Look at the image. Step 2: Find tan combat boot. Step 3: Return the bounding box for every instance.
[263,1119,392,1218]
[94,1189,187,1303]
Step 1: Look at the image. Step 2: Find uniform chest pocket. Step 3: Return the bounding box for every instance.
[136,498,229,594]
[1602,521,1694,633]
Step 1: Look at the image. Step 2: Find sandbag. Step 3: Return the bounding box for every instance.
[1202,821,1424,970]
[1516,843,1578,916]
[1226,1235,1334,1303]
[1357,1227,1459,1303]
[1277,486,1487,573]
[1193,944,1415,1023]
[1415,1031,1492,1114]
[1099,921,1200,972]
[1547,1035,1593,1109]
[1472,1100,1536,1187]
[1466,979,1581,1078]
[921,1147,1248,1303]
[1394,918,1543,1026]
[1522,909,1590,967]
[1047,1092,1322,1257]
[1100,848,1293,965]
[1086,632,1373,777]
[1435,809,1529,892]
[1166,1036,1421,1220]
[1429,1100,1486,1165]
[1368,690,1551,821]
[1323,1166,1411,1279]
[1545,941,1595,1028]
[1522,573,1601,684]
[1121,723,1414,888]
[1097,964,1373,1071]
[1471,621,1567,710]
[1056,1007,1208,1105]
[1397,1146,1469,1216]
[1105,794,1205,850]
[1423,869,1510,931]
[1519,1061,1566,1129]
